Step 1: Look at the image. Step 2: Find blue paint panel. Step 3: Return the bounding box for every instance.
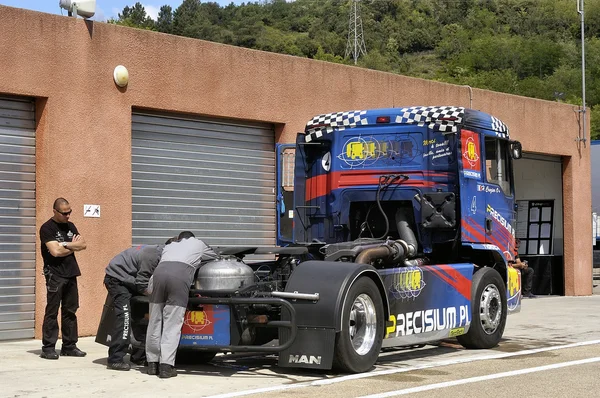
[378,264,474,338]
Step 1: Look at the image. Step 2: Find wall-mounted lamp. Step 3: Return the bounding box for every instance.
[59,0,96,18]
[113,65,129,87]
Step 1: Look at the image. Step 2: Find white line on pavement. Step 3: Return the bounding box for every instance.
[358,356,600,398]
[203,339,600,398]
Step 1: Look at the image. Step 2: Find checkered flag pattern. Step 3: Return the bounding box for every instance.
[305,110,367,142]
[395,106,465,133]
[490,116,509,138]
[303,106,510,142]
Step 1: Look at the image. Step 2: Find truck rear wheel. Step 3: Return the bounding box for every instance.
[333,277,384,373]
[457,267,507,349]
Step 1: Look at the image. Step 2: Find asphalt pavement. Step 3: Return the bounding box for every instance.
[3,285,600,398]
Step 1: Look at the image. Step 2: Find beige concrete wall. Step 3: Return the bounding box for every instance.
[0,6,591,338]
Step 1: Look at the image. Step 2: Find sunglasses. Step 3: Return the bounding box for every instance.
[55,209,72,216]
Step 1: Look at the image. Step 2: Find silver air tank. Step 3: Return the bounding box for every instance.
[195,257,255,290]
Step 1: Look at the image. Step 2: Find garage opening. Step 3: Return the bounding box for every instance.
[131,111,276,247]
[513,152,564,295]
[0,95,36,340]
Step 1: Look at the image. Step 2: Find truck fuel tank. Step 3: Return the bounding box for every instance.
[194,257,255,291]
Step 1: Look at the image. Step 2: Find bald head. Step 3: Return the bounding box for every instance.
[53,197,69,211]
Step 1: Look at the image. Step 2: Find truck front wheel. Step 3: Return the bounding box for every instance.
[457,267,507,349]
[333,277,384,373]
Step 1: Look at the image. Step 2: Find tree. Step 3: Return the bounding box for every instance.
[173,0,202,37]
[313,46,345,64]
[117,2,154,29]
[156,5,173,34]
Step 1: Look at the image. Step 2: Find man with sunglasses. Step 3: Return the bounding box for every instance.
[39,197,87,359]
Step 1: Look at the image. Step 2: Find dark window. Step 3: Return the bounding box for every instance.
[485,137,511,195]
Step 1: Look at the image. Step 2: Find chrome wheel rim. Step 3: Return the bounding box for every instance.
[348,293,377,355]
[479,283,502,334]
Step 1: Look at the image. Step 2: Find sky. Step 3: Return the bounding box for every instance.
[0,0,245,22]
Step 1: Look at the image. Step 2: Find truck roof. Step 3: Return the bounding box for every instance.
[304,106,509,142]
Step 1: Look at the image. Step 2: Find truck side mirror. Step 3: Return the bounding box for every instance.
[510,141,522,159]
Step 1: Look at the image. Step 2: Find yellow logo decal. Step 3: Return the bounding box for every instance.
[391,267,426,300]
[508,267,521,297]
[449,327,465,337]
[346,141,375,159]
[385,315,396,338]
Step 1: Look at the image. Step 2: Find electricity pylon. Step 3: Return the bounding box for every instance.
[345,0,367,64]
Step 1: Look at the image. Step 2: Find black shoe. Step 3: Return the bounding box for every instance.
[130,357,147,366]
[107,362,131,371]
[60,347,87,357]
[525,292,537,298]
[147,362,158,375]
[40,349,59,360]
[158,363,177,379]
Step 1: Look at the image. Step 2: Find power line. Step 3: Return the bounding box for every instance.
[345,0,367,65]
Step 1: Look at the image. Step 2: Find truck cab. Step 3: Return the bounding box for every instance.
[294,106,521,268]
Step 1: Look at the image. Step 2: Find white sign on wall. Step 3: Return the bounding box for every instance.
[84,204,100,218]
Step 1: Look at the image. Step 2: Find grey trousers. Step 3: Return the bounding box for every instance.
[145,261,195,366]
[145,303,186,366]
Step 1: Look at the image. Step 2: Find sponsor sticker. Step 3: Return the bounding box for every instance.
[461,130,481,179]
[449,327,465,337]
[180,305,230,346]
[390,267,426,300]
[386,305,471,338]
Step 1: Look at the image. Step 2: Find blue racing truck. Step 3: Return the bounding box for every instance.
[99,106,524,373]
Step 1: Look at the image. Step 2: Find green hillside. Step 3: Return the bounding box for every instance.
[112,0,599,139]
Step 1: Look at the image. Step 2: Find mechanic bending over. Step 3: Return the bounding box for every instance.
[145,231,218,378]
[103,241,168,371]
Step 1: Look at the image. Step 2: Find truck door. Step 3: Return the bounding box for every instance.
[481,135,515,258]
[459,129,487,244]
[276,144,295,245]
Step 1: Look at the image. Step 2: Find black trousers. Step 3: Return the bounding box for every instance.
[522,267,535,295]
[42,272,79,352]
[104,275,145,364]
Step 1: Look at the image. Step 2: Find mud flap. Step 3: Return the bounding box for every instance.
[276,261,386,370]
[95,294,115,347]
[278,327,335,369]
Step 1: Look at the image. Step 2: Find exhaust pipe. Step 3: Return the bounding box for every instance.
[395,208,418,258]
[355,245,393,264]
[355,240,407,264]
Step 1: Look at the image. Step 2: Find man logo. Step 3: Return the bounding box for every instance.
[288,354,322,365]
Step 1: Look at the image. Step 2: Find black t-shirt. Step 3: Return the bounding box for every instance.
[40,218,81,278]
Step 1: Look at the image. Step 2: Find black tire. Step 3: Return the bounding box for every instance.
[175,350,217,365]
[457,267,507,349]
[333,277,384,373]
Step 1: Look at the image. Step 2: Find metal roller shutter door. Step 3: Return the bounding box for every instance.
[132,111,276,247]
[0,96,35,340]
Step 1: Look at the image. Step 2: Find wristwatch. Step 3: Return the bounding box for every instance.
[61,242,68,248]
